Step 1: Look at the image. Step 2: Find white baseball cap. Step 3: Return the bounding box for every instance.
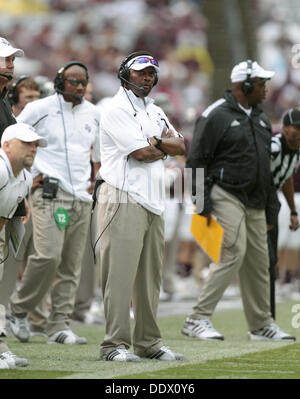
[1,123,48,147]
[0,37,24,58]
[231,60,274,83]
[127,55,160,73]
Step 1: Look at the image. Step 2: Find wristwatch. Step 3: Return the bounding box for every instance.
[153,135,162,149]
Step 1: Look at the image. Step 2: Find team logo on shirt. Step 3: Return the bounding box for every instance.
[259,120,267,128]
[85,124,91,133]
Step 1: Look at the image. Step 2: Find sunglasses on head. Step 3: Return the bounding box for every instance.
[64,78,88,87]
[131,56,159,67]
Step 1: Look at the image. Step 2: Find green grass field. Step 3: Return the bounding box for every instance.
[0,300,300,379]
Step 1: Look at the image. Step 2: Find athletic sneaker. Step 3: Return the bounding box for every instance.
[48,329,87,344]
[0,358,9,369]
[248,323,296,341]
[143,346,185,361]
[182,317,224,341]
[0,351,28,368]
[102,349,141,362]
[9,314,30,343]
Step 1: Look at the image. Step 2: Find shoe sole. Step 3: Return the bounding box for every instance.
[47,340,87,345]
[14,359,29,367]
[248,333,296,342]
[100,356,141,362]
[106,358,141,362]
[181,328,224,341]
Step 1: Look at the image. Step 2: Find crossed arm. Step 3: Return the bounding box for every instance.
[130,127,185,162]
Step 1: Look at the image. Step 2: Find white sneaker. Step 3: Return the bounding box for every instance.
[145,346,185,361]
[182,317,224,340]
[48,329,87,344]
[0,351,28,368]
[103,349,141,362]
[248,323,296,341]
[0,359,9,369]
[84,300,105,325]
[9,314,30,343]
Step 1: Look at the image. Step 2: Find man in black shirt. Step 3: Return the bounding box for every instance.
[0,38,22,136]
[0,37,25,216]
[182,60,295,342]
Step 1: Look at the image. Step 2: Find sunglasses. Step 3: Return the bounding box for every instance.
[253,78,268,87]
[131,57,159,67]
[64,78,88,87]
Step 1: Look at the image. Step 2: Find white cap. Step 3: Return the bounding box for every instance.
[1,123,48,147]
[127,55,160,73]
[0,37,24,58]
[231,60,274,83]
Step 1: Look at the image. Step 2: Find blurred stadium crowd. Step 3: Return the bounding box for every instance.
[1,0,300,303]
[0,0,212,139]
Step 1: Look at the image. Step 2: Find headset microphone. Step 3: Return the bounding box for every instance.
[120,76,146,94]
[0,73,13,81]
[56,87,83,102]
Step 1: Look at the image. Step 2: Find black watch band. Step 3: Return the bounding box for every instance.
[154,136,162,149]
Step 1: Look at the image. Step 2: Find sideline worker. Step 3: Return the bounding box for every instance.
[183,60,296,342]
[96,51,185,362]
[9,61,100,345]
[0,123,47,369]
[268,108,300,318]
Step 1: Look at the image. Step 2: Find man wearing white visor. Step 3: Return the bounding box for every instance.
[96,51,185,362]
[183,60,296,342]
[0,123,47,369]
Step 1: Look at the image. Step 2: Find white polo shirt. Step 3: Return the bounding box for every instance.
[99,87,180,215]
[0,149,32,218]
[17,93,100,202]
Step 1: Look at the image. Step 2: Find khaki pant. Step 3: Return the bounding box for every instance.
[98,183,164,357]
[190,184,273,331]
[0,217,33,307]
[0,212,51,333]
[73,202,101,321]
[10,188,92,336]
[0,227,7,330]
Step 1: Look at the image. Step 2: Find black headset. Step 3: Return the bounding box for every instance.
[8,75,30,105]
[241,59,254,95]
[283,108,297,126]
[288,109,294,125]
[118,51,158,87]
[54,61,89,92]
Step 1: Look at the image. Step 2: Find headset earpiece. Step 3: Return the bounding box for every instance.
[54,61,89,93]
[118,51,158,87]
[8,75,30,105]
[288,109,294,125]
[241,60,254,95]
